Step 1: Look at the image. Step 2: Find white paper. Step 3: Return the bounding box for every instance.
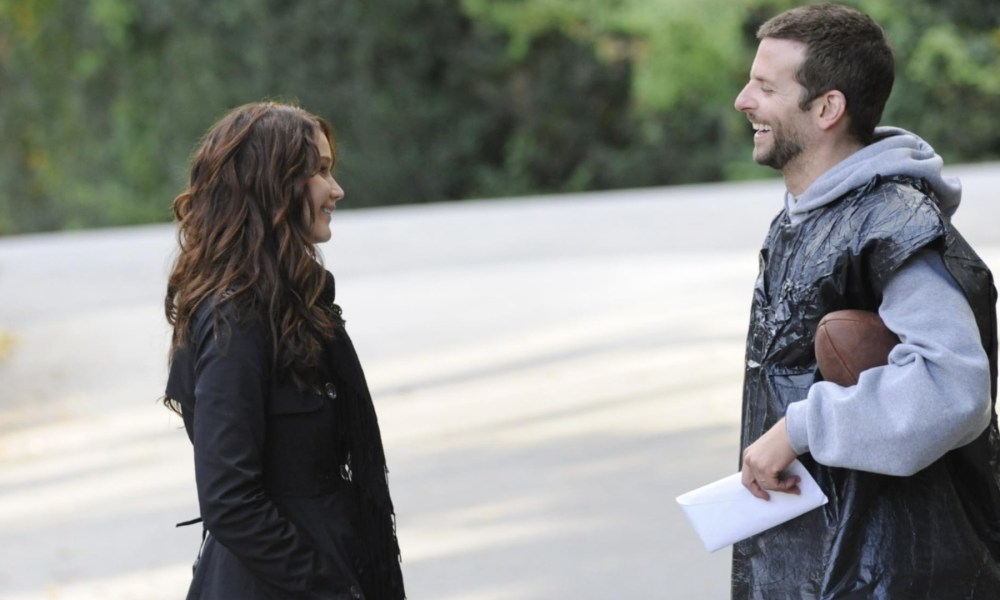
[675,459,828,552]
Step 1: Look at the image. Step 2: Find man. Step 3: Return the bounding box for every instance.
[732,4,1000,598]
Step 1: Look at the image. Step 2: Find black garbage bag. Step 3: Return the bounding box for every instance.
[732,176,1000,599]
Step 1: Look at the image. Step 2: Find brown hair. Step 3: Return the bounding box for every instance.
[758,3,894,145]
[165,102,339,405]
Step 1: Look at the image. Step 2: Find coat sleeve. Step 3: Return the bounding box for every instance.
[189,309,351,598]
[785,249,993,475]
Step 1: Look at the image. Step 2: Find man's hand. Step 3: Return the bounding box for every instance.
[741,417,800,500]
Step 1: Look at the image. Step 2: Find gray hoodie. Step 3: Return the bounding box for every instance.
[783,127,992,476]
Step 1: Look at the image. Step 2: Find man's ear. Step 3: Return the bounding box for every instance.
[814,90,848,132]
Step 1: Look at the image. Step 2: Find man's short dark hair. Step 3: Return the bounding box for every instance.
[758,3,894,145]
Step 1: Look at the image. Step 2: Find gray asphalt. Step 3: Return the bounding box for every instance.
[1,163,998,599]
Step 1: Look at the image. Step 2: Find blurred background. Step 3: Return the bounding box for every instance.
[0,0,998,234]
[1,0,999,598]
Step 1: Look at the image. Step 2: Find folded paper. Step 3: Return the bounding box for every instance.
[675,459,828,552]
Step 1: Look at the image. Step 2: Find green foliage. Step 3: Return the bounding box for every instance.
[876,0,1000,161]
[0,0,997,234]
[462,0,746,113]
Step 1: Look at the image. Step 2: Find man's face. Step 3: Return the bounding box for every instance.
[734,38,816,171]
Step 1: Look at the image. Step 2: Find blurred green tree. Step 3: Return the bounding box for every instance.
[0,0,996,234]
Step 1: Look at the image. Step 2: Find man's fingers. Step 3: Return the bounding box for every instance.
[744,468,801,499]
[741,464,772,500]
[748,479,770,500]
[757,473,801,495]
[771,475,802,495]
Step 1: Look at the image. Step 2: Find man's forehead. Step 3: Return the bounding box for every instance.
[751,37,807,82]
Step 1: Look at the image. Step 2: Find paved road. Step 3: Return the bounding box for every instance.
[1,164,998,599]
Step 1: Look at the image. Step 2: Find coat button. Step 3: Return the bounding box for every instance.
[324,382,337,400]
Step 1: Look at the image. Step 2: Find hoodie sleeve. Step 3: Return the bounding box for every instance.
[785,248,992,476]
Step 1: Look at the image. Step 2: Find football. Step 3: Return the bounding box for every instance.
[814,309,900,386]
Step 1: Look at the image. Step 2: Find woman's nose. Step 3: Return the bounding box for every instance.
[331,178,345,201]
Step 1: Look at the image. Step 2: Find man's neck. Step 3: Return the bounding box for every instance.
[784,138,866,197]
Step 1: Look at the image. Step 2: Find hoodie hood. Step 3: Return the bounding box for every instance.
[785,126,962,224]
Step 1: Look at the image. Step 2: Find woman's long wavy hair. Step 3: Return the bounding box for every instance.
[165,102,340,410]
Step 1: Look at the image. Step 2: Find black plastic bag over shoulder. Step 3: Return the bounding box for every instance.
[733,177,1000,599]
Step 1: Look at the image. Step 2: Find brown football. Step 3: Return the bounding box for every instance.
[814,309,900,386]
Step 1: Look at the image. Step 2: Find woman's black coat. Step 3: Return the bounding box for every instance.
[167,302,366,600]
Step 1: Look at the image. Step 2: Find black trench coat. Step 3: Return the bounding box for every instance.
[167,301,366,600]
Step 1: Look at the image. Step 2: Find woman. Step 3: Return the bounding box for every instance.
[164,102,405,600]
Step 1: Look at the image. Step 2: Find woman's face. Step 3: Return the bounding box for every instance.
[306,127,344,244]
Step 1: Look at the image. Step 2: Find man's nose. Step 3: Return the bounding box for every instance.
[734,84,754,112]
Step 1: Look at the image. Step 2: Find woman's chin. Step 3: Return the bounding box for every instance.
[310,228,332,244]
